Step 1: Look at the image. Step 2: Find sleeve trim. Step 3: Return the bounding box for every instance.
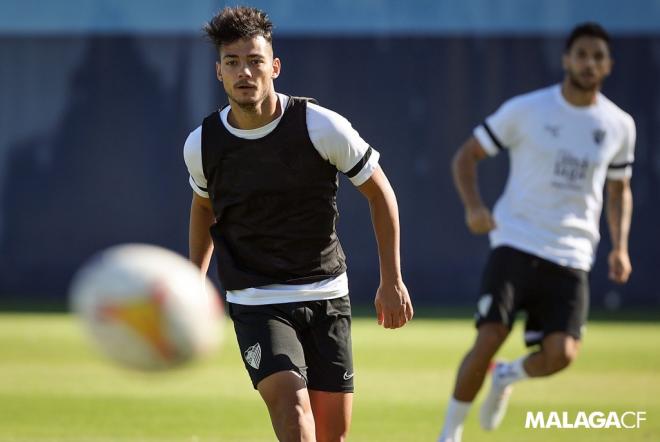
[349,149,380,186]
[189,176,209,198]
[482,122,505,151]
[345,146,373,178]
[608,161,633,170]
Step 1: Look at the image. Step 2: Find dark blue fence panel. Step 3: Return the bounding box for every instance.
[1,35,658,308]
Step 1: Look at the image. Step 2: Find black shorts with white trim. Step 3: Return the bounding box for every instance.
[475,246,589,347]
[228,295,354,392]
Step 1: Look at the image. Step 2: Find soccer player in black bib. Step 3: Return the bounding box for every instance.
[184,7,413,441]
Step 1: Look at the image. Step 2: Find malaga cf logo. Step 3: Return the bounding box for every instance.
[244,342,262,369]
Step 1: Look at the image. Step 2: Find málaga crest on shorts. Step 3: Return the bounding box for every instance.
[245,342,262,369]
[478,294,493,318]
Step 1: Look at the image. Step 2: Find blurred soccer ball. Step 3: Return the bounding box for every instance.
[69,243,222,371]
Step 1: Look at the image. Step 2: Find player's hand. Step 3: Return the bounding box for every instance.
[374,279,413,329]
[608,249,632,284]
[465,205,496,234]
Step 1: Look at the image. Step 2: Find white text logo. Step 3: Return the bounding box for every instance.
[525,411,646,429]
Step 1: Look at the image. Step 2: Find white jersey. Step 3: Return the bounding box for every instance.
[473,84,635,271]
[184,93,380,305]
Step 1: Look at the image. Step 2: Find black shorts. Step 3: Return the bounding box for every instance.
[475,246,589,347]
[227,295,354,392]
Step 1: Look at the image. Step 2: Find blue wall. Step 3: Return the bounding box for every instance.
[2,0,660,34]
[1,2,659,309]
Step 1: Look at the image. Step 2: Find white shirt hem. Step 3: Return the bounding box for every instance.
[226,272,350,305]
[490,237,592,271]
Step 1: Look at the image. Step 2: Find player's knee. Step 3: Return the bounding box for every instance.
[544,340,579,373]
[476,323,509,349]
[549,352,571,372]
[317,426,348,442]
[562,343,579,367]
[276,404,315,440]
[260,380,315,440]
[293,404,316,434]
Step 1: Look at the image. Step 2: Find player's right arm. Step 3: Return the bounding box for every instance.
[189,192,215,274]
[451,136,496,235]
[453,94,526,234]
[183,126,214,274]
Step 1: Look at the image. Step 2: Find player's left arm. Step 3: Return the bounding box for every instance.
[357,166,414,329]
[605,177,633,284]
[307,103,412,328]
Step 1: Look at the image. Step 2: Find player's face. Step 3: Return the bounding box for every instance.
[216,36,280,109]
[562,36,612,92]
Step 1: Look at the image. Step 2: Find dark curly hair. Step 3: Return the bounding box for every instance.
[565,22,610,53]
[203,6,273,53]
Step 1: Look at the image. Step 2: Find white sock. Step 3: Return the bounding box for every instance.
[496,356,529,386]
[438,397,471,441]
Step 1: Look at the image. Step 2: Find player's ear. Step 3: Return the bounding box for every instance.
[561,52,569,72]
[215,61,222,82]
[605,57,614,76]
[272,57,281,79]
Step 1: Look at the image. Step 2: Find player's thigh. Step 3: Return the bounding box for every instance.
[228,302,308,389]
[541,332,581,362]
[474,322,510,357]
[303,295,354,393]
[257,370,312,414]
[475,246,527,331]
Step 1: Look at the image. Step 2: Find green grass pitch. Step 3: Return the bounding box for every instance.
[0,311,658,441]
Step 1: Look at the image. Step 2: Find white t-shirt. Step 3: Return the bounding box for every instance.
[473,84,635,271]
[184,93,380,304]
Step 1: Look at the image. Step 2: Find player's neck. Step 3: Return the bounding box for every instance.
[228,92,280,130]
[561,79,599,107]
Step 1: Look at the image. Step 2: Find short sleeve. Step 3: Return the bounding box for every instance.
[473,96,526,156]
[607,114,636,180]
[306,102,380,186]
[183,126,209,198]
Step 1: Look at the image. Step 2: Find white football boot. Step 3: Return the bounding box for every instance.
[479,361,514,430]
[437,426,462,442]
